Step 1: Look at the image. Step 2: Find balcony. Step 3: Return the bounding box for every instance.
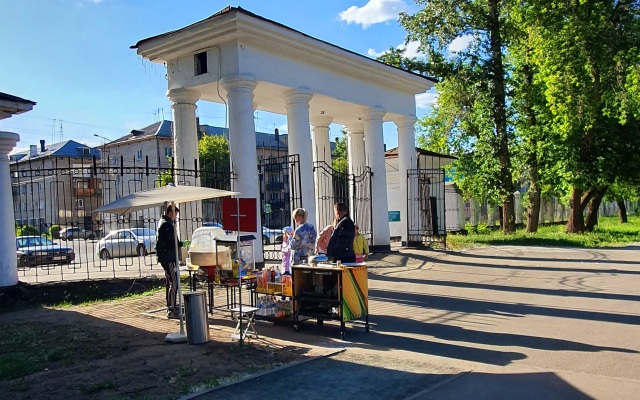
[262,163,282,171]
[73,188,102,196]
[266,182,285,191]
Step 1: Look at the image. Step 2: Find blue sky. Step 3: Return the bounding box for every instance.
[0,0,444,152]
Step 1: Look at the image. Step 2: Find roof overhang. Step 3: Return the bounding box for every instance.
[0,93,36,120]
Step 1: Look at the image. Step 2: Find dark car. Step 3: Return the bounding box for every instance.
[59,227,96,241]
[16,236,75,269]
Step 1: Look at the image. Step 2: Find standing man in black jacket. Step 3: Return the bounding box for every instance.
[156,203,182,319]
[327,202,356,263]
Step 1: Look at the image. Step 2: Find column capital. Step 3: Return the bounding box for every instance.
[284,88,313,106]
[344,122,364,134]
[394,115,418,129]
[221,74,257,92]
[0,132,20,157]
[363,106,386,121]
[310,115,333,128]
[167,88,200,104]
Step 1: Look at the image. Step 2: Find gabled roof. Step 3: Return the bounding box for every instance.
[10,140,100,163]
[385,147,458,160]
[0,92,36,105]
[107,120,172,146]
[132,6,436,84]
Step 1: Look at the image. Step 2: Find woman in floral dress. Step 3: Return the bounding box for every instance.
[290,208,317,264]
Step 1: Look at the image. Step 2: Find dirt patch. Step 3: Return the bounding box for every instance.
[0,291,318,400]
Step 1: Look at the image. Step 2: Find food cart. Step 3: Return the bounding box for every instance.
[188,227,256,313]
[291,262,369,339]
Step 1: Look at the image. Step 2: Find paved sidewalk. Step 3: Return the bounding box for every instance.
[187,244,640,400]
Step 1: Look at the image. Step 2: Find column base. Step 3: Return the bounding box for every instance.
[370,244,391,253]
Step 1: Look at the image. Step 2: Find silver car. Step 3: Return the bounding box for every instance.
[95,228,156,259]
[59,227,96,241]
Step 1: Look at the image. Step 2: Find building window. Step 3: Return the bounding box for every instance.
[82,148,90,156]
[137,172,143,181]
[76,199,84,209]
[136,150,143,160]
[109,155,117,166]
[38,182,44,192]
[14,202,19,212]
[165,147,172,157]
[21,201,26,211]
[194,51,208,75]
[39,201,45,210]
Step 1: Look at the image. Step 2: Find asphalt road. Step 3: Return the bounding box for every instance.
[189,244,640,400]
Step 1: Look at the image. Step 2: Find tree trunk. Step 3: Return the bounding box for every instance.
[565,187,585,233]
[526,190,541,233]
[488,0,515,234]
[617,199,628,223]
[584,188,607,232]
[526,161,541,233]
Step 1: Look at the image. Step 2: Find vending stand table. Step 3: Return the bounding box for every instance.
[291,263,369,339]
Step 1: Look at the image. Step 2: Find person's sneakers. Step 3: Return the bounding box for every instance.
[166,308,181,319]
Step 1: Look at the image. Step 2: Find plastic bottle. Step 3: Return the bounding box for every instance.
[270,268,276,283]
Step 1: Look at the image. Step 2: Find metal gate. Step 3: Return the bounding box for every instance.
[259,154,301,261]
[407,168,446,248]
[313,161,372,244]
[11,155,232,283]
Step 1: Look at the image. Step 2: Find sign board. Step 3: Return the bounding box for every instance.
[222,198,257,232]
[388,211,401,222]
[264,203,271,214]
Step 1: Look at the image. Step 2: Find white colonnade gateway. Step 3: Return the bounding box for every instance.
[132,6,434,253]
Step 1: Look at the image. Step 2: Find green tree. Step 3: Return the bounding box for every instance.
[198,134,230,189]
[526,0,640,233]
[391,0,520,233]
[331,135,348,174]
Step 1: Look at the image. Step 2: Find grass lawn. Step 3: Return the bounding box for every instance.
[447,215,640,249]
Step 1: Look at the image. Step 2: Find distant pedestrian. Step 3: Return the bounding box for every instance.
[353,224,369,263]
[327,202,356,263]
[156,203,183,319]
[290,208,317,264]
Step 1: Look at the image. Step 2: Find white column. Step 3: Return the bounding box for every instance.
[345,122,365,221]
[311,115,333,229]
[0,132,20,287]
[168,88,201,244]
[364,107,390,250]
[284,88,315,228]
[222,75,263,262]
[395,116,417,245]
[346,122,366,176]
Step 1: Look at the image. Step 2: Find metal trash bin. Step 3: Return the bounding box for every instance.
[183,292,210,344]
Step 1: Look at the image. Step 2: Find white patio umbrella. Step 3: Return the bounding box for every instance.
[94,184,240,343]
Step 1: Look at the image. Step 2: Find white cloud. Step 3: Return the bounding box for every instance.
[277,124,288,134]
[368,40,422,59]
[449,35,473,54]
[399,41,421,58]
[338,0,410,29]
[416,90,438,109]
[367,48,384,58]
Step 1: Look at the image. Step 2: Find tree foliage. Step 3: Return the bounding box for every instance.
[395,0,519,233]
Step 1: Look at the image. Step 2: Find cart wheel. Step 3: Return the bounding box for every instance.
[317,318,323,325]
[293,324,300,332]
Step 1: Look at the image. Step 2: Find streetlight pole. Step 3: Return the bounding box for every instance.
[93,134,111,166]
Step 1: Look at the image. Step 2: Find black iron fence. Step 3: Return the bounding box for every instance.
[407,168,446,248]
[258,154,301,261]
[12,155,232,283]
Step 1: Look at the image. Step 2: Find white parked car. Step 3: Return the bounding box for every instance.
[95,228,156,259]
[262,226,283,245]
